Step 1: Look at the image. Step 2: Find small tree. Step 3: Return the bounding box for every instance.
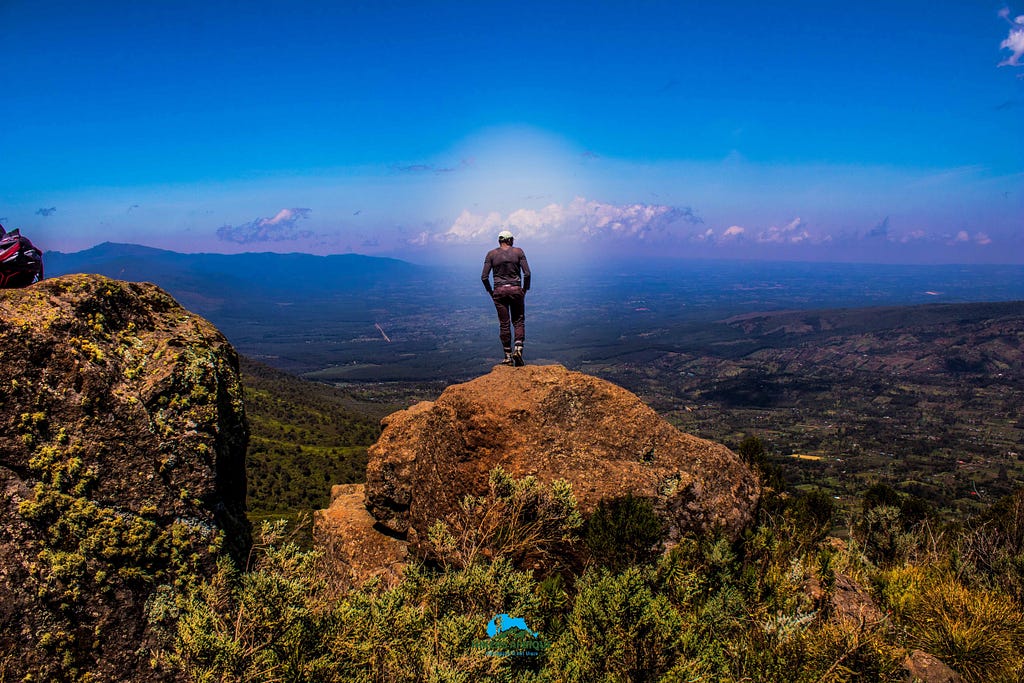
[738,435,783,490]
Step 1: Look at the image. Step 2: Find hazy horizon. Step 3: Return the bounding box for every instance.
[47,239,1024,271]
[3,2,1022,265]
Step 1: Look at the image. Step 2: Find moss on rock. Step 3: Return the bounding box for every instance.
[0,274,250,681]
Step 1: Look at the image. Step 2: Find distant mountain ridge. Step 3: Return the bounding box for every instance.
[46,241,424,294]
[44,243,433,369]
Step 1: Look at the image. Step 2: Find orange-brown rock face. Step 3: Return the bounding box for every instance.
[314,483,409,586]
[320,364,759,577]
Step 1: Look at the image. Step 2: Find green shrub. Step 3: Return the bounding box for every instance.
[584,494,664,570]
[157,520,550,682]
[791,488,836,542]
[854,484,936,567]
[546,567,685,682]
[856,505,917,567]
[329,560,542,682]
[153,520,337,682]
[151,475,1024,682]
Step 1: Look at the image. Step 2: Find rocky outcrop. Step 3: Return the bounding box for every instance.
[0,275,250,681]
[317,364,759,580]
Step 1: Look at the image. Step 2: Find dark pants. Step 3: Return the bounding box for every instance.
[492,285,525,349]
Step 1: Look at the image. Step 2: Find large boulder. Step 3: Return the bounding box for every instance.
[319,364,759,578]
[0,275,250,681]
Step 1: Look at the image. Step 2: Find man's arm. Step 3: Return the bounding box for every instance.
[481,253,494,294]
[519,251,531,292]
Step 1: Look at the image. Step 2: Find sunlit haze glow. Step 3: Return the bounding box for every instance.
[2,1,1021,264]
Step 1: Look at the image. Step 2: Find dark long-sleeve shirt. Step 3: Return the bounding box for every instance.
[481,246,530,294]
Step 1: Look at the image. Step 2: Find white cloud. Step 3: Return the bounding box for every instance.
[999,7,1024,66]
[721,225,746,239]
[407,231,431,247]
[444,209,505,242]
[1000,29,1024,66]
[948,230,994,246]
[900,230,927,243]
[216,207,313,243]
[423,197,699,245]
[756,217,811,244]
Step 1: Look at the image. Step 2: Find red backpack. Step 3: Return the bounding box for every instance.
[0,224,44,288]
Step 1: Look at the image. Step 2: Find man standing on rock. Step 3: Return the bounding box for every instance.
[481,230,530,366]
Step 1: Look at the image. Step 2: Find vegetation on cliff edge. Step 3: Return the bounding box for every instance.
[154,456,1024,682]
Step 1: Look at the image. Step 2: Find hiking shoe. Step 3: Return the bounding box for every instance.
[511,344,524,367]
[500,351,514,366]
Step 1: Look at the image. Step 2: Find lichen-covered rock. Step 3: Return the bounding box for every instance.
[0,274,250,681]
[319,364,759,578]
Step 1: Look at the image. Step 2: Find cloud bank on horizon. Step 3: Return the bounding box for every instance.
[404,197,1003,257]
[415,198,702,247]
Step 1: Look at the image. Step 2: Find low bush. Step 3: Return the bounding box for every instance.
[427,467,582,571]
[584,493,665,570]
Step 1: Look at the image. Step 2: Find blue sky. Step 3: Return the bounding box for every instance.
[1,0,1021,264]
